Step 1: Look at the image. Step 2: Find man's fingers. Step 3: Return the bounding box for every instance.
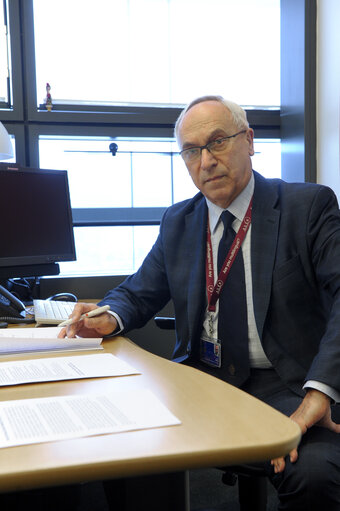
[57,303,117,338]
[289,447,298,464]
[271,446,299,474]
[58,327,67,338]
[66,319,85,338]
[83,313,117,336]
[271,456,286,473]
[270,391,340,476]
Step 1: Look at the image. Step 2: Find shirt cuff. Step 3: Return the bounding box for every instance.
[105,310,124,336]
[303,380,340,403]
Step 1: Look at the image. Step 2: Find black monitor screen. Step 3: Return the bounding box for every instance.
[0,166,76,277]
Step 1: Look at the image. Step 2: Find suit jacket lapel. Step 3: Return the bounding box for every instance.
[185,196,208,343]
[251,172,280,338]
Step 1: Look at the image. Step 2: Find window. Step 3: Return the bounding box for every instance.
[32,0,280,107]
[39,135,281,276]
[38,137,197,209]
[2,0,311,281]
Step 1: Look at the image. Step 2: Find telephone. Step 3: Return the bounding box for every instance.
[0,284,34,324]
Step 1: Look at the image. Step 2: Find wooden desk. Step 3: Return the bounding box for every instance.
[0,335,300,507]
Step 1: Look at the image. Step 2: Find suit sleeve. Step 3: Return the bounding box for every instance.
[97,214,171,334]
[305,186,340,389]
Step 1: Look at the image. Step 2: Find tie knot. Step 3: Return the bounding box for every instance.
[220,210,235,231]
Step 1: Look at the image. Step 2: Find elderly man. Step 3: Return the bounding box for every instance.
[61,95,340,510]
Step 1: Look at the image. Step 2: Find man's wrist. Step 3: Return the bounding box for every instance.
[104,310,124,336]
[304,380,340,404]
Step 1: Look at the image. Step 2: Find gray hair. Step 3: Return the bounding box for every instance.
[174,95,249,142]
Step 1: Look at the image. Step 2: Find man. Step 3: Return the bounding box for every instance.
[61,96,340,510]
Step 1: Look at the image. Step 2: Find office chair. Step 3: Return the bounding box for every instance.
[154,316,268,511]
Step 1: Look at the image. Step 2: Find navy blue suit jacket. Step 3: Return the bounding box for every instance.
[100,171,340,396]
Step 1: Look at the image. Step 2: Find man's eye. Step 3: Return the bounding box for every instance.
[187,147,199,156]
[214,138,225,146]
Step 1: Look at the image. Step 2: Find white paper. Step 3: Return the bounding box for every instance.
[0,389,181,448]
[0,353,140,386]
[0,327,66,339]
[0,327,102,355]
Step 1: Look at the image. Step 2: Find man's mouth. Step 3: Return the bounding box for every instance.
[205,175,226,183]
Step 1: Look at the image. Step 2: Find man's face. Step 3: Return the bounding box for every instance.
[177,100,254,208]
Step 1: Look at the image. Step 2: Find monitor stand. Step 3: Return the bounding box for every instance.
[0,263,60,280]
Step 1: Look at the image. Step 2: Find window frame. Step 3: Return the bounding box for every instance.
[18,0,280,127]
[0,0,24,118]
[27,109,280,228]
[0,0,316,283]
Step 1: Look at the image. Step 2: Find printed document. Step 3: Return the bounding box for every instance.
[0,389,181,448]
[0,353,140,386]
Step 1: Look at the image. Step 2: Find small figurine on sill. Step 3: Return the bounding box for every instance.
[45,82,53,112]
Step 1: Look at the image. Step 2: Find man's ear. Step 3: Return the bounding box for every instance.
[247,128,255,156]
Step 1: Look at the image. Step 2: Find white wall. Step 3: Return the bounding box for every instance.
[317,0,340,200]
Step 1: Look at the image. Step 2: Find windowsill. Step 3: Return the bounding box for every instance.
[38,274,129,301]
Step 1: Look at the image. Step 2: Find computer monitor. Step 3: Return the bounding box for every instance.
[0,164,76,280]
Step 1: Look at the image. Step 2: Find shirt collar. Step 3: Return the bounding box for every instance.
[206,172,254,234]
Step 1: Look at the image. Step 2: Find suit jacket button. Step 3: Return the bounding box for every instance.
[228,364,236,376]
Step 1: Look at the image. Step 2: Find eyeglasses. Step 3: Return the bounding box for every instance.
[180,129,247,164]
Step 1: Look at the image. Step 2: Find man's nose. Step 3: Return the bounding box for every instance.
[200,147,217,170]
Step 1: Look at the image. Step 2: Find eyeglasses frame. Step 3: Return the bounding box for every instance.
[180,129,247,163]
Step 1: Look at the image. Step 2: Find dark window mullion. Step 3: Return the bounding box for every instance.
[72,207,166,227]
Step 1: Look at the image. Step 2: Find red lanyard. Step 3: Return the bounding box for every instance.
[206,197,253,313]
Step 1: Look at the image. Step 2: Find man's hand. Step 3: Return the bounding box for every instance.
[58,302,118,339]
[271,389,340,473]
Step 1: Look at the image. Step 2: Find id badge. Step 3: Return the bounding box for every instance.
[200,336,221,368]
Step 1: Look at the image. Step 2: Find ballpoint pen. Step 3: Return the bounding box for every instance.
[58,305,110,327]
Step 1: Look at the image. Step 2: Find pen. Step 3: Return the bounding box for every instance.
[58,305,111,327]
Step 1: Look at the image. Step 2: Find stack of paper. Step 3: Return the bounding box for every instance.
[0,326,102,355]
